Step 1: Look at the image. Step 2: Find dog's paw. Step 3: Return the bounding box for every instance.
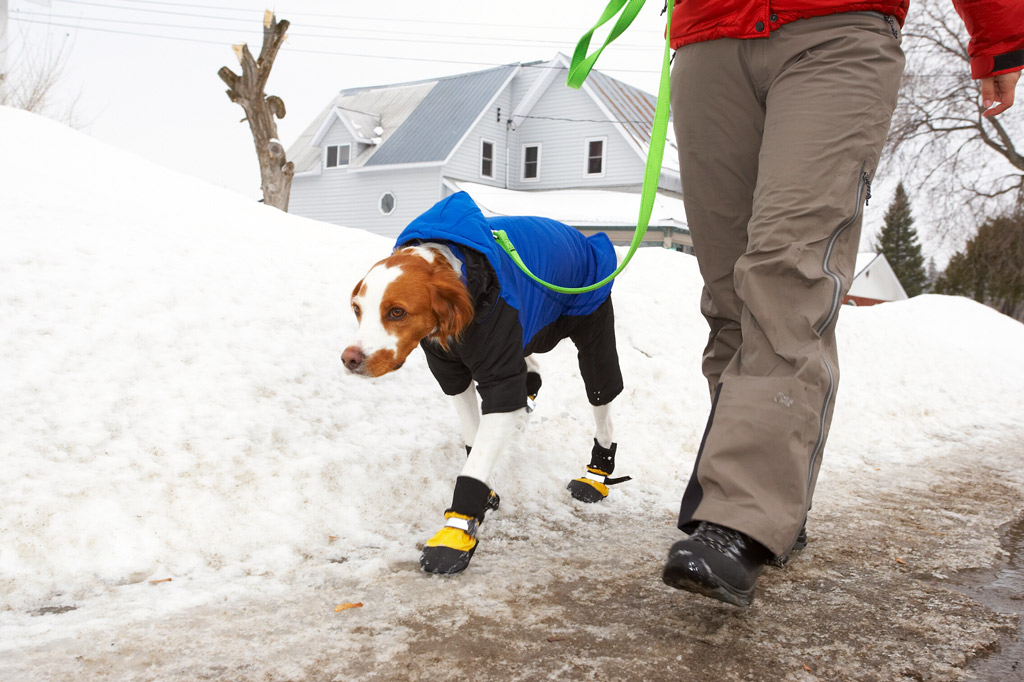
[420,512,479,575]
[567,466,632,504]
[567,469,610,503]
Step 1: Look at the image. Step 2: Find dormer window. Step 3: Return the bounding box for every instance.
[325,144,350,168]
[585,137,606,176]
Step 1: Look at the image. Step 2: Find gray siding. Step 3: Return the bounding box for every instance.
[290,164,443,239]
[444,88,514,188]
[507,79,646,191]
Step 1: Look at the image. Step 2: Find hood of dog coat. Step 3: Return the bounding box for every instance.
[395,191,616,347]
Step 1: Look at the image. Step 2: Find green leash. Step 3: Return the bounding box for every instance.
[491,0,673,294]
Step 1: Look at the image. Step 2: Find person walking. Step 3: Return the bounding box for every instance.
[661,0,1022,606]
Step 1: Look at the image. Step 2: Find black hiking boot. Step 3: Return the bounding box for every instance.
[662,521,772,607]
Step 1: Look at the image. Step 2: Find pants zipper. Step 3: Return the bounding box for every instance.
[815,166,869,336]
[884,15,899,39]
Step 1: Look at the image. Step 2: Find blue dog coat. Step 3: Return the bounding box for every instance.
[395,192,622,414]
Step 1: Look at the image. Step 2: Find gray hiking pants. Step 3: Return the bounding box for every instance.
[670,12,905,557]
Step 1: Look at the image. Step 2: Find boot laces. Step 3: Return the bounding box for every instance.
[691,522,752,562]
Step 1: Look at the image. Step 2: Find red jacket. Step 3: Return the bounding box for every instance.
[669,0,1024,80]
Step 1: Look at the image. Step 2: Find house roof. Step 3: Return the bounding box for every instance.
[364,65,518,167]
[586,64,680,183]
[289,80,437,174]
[855,252,880,276]
[289,65,517,174]
[288,55,676,178]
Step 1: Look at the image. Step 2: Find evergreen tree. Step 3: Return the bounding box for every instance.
[934,213,1024,321]
[874,183,928,297]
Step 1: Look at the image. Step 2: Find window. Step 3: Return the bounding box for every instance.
[522,144,540,181]
[480,140,495,178]
[586,138,606,176]
[325,144,350,168]
[379,192,396,215]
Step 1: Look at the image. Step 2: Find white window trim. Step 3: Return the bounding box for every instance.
[480,138,496,179]
[378,191,397,216]
[325,143,351,169]
[584,136,607,178]
[521,143,541,183]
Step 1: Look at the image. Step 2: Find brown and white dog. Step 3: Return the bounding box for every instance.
[341,193,626,574]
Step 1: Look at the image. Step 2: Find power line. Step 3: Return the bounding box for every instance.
[54,0,611,33]
[11,13,966,80]
[12,15,664,73]
[17,8,659,51]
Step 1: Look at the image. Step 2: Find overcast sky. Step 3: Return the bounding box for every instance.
[4,0,669,199]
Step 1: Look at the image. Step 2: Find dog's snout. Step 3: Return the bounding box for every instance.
[341,346,365,372]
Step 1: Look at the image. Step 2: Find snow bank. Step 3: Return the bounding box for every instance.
[1,106,1021,619]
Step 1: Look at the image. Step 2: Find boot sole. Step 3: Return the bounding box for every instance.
[661,561,755,607]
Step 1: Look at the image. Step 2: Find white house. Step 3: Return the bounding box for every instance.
[285,54,689,250]
[845,253,909,305]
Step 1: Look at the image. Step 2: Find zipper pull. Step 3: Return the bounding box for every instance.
[862,172,873,206]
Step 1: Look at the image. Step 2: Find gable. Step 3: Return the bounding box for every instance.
[849,254,909,301]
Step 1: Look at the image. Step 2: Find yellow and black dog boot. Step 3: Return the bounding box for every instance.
[420,476,491,575]
[568,440,631,503]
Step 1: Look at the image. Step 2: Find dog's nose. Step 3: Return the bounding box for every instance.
[341,346,365,371]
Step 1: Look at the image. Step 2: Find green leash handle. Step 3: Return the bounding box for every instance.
[492,0,673,295]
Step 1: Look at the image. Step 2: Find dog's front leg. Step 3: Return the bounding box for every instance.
[450,384,480,449]
[460,409,526,484]
[420,408,526,576]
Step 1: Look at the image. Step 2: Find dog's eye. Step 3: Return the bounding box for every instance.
[388,307,406,320]
[352,303,361,318]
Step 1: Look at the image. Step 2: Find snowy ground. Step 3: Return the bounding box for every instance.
[1,106,1023,681]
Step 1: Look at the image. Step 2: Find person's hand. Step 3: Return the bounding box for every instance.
[981,70,1020,117]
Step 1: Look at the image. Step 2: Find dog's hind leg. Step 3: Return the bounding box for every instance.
[593,403,613,449]
[525,355,542,413]
[567,402,630,503]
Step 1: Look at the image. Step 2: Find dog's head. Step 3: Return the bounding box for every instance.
[341,246,474,377]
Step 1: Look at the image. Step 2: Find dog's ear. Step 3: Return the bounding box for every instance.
[428,265,474,351]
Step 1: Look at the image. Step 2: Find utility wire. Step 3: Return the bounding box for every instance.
[17,8,658,51]
[12,13,966,80]
[55,0,601,32]
[12,15,663,74]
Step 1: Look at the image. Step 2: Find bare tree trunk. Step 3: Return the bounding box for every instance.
[217,11,294,211]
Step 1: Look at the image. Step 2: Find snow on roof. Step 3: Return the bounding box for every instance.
[450,180,687,229]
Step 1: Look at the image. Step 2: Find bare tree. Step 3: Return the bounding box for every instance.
[217,11,293,211]
[885,0,1023,238]
[0,29,82,126]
